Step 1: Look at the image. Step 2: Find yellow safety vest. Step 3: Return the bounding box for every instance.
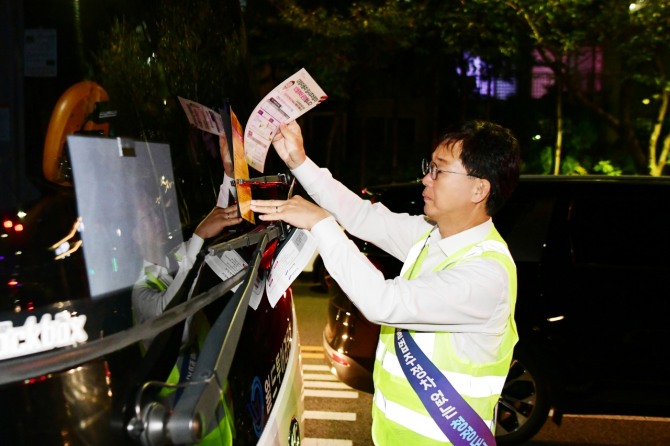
[372,226,518,446]
[137,266,236,445]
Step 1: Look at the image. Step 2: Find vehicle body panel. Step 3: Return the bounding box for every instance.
[0,134,305,445]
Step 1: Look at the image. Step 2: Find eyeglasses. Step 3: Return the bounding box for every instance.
[421,158,473,180]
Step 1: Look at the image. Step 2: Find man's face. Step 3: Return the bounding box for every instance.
[421,141,477,223]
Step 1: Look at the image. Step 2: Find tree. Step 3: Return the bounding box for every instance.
[506,0,670,176]
[94,0,253,221]
[96,0,252,140]
[246,0,530,185]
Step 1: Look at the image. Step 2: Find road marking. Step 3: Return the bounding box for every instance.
[304,389,358,399]
[304,410,357,421]
[303,439,353,446]
[303,372,338,381]
[563,414,670,422]
[301,345,326,359]
[305,380,351,390]
[301,345,360,441]
[303,364,330,372]
[302,345,324,352]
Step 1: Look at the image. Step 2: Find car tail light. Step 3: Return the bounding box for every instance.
[329,351,350,367]
[2,217,24,233]
[261,239,279,269]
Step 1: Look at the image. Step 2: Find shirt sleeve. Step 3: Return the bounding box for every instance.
[292,158,429,262]
[312,217,510,334]
[131,234,204,324]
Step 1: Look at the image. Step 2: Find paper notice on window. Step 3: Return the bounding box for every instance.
[248,272,266,310]
[266,228,318,307]
[205,250,248,293]
[178,97,226,135]
[244,68,327,172]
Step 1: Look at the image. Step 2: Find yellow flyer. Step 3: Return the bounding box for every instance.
[230,109,254,223]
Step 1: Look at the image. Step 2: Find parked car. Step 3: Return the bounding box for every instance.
[302,250,331,292]
[323,174,670,445]
[0,85,304,445]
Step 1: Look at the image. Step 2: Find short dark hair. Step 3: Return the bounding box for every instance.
[438,121,520,215]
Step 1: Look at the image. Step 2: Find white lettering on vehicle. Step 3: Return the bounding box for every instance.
[0,311,88,360]
[264,323,292,415]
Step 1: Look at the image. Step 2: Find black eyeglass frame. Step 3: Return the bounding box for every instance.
[421,158,477,180]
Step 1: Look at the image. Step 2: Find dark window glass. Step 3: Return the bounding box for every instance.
[569,186,670,267]
[495,184,556,263]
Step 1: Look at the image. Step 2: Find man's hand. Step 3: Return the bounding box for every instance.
[194,204,242,239]
[250,196,331,230]
[272,121,307,170]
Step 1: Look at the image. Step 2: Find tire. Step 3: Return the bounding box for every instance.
[495,344,553,446]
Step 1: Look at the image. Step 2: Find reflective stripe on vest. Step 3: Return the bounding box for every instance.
[372,226,517,445]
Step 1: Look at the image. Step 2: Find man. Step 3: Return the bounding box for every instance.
[131,203,242,325]
[251,120,520,445]
[133,133,242,325]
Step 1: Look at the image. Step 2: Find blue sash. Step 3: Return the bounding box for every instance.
[394,328,496,446]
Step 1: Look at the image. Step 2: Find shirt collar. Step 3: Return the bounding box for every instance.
[434,218,493,257]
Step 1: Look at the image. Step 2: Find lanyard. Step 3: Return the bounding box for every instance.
[403,226,435,280]
[394,328,496,446]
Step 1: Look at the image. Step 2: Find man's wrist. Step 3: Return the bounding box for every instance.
[287,154,307,170]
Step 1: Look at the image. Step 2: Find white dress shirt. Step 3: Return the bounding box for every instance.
[132,173,235,324]
[292,158,512,363]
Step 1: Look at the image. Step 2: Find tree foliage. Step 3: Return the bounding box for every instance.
[249,0,670,176]
[245,0,534,185]
[505,0,670,175]
[95,0,252,141]
[90,0,670,180]
[248,0,525,101]
[94,0,252,220]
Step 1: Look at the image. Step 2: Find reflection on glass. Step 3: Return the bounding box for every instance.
[67,135,183,298]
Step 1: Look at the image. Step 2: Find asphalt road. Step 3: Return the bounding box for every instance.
[291,277,670,446]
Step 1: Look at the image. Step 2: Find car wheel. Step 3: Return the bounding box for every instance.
[495,345,552,446]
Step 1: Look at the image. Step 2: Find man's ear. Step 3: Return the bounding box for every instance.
[472,178,491,204]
